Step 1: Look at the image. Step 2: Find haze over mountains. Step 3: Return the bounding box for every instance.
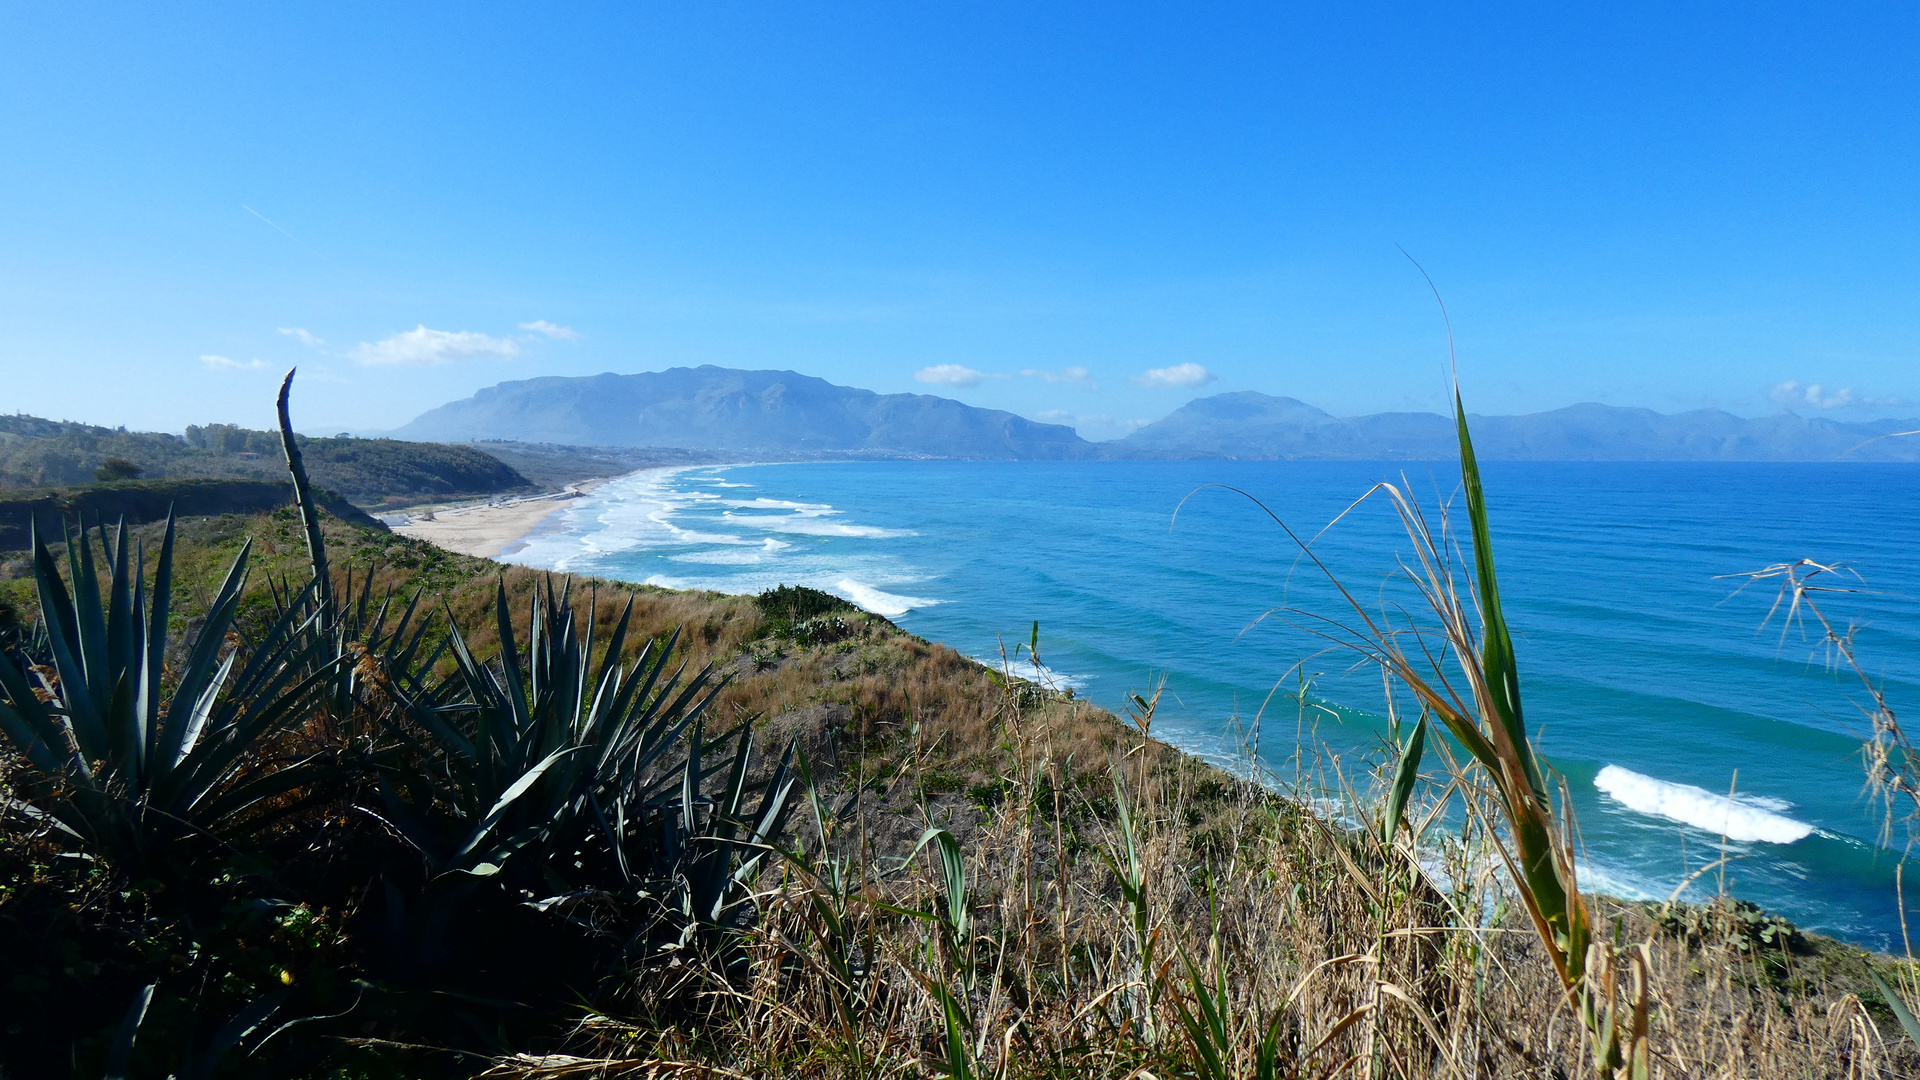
[1120,392,1920,461]
[396,367,1092,459]
[395,366,1920,462]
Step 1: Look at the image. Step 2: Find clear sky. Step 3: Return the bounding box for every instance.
[3,2,1916,439]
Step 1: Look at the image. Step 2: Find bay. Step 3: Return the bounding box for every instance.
[508,459,1920,948]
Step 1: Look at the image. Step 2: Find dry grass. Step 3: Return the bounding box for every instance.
[483,671,1920,1079]
[7,510,1917,1078]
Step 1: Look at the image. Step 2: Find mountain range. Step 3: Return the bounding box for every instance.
[394,367,1920,462]
[1118,392,1920,461]
[396,367,1091,459]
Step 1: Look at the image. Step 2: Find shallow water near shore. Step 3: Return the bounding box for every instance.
[507,458,1920,949]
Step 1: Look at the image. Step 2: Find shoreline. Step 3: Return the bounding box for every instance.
[388,475,618,559]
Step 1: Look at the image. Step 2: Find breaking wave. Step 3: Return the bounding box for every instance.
[1594,765,1814,845]
[831,578,941,616]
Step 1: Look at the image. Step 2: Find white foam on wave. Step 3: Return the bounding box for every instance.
[831,578,941,616]
[1594,765,1814,845]
[725,514,912,538]
[722,497,836,515]
[1575,861,1670,903]
[972,656,1089,691]
[669,538,792,564]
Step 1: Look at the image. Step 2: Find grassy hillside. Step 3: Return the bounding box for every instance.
[2,507,1914,1078]
[0,478,379,549]
[0,415,532,509]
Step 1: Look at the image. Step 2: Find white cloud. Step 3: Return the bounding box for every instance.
[1021,365,1093,385]
[350,325,523,367]
[1135,362,1215,389]
[201,355,267,371]
[277,327,325,347]
[519,320,581,341]
[1769,380,1900,410]
[915,364,1006,388]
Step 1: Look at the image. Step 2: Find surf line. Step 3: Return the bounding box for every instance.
[1593,764,1813,845]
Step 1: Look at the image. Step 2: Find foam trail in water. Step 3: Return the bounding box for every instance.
[725,514,911,538]
[972,656,1088,691]
[832,578,941,616]
[722,497,837,514]
[669,538,791,564]
[1594,765,1813,844]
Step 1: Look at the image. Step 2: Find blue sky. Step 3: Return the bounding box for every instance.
[3,2,1916,438]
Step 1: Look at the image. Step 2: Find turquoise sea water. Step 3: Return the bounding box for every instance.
[508,459,1920,948]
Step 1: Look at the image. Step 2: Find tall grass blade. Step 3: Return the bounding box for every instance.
[1872,970,1920,1048]
[1382,712,1426,844]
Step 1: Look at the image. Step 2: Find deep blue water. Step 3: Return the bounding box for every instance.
[508,459,1920,949]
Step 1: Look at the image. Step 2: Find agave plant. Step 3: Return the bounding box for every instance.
[0,516,342,877]
[270,371,444,730]
[371,576,796,953]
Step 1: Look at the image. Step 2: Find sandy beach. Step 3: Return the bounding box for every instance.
[389,479,608,559]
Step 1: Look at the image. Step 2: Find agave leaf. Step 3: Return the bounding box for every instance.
[32,522,105,755]
[141,517,176,763]
[156,539,254,768]
[681,720,704,839]
[67,519,110,710]
[0,654,81,777]
[173,650,236,768]
[450,745,579,869]
[375,776,455,869]
[105,983,156,1080]
[161,639,340,810]
[183,989,288,1080]
[492,580,534,758]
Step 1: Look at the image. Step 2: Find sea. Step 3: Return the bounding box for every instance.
[505,459,1920,950]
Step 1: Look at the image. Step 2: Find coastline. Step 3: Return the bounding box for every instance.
[388,476,617,559]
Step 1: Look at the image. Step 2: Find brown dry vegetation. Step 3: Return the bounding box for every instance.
[3,509,1918,1078]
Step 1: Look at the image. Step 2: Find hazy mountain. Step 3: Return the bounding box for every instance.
[397,371,1920,463]
[394,366,1096,459]
[1116,392,1920,461]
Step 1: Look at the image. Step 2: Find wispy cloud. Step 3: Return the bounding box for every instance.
[1021,365,1094,386]
[201,355,267,371]
[1769,380,1901,410]
[350,326,522,367]
[277,327,325,347]
[1134,362,1215,389]
[519,320,581,341]
[914,364,1007,388]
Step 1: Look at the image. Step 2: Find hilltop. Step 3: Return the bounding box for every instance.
[0,415,533,510]
[393,366,1096,459]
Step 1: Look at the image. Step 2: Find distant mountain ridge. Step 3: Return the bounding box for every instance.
[394,368,1920,462]
[1118,392,1920,461]
[394,366,1095,459]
